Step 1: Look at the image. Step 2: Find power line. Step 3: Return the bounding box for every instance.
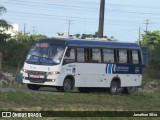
[2,0,160,22]
[4,0,160,10]
[1,0,99,10]
[107,3,160,10]
[2,0,160,16]
[8,10,148,24]
[3,13,142,28]
[1,8,154,28]
[2,0,160,36]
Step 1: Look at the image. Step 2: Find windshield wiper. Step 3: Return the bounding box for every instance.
[30,54,41,64]
[31,54,54,64]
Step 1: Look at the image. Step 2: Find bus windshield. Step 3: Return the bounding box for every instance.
[25,43,65,65]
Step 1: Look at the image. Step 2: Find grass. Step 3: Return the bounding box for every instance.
[0,88,160,111]
[0,67,160,119]
[0,89,160,119]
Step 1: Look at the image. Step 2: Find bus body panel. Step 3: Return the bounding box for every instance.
[61,63,142,87]
[22,38,143,89]
[22,62,65,86]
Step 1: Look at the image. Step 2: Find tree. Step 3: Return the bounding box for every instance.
[0,19,12,30]
[141,31,160,47]
[73,32,108,39]
[0,30,11,42]
[57,32,64,36]
[1,32,48,67]
[75,33,81,38]
[0,6,12,30]
[140,30,160,69]
[0,6,6,15]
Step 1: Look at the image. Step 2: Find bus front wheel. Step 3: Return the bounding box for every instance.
[62,78,72,92]
[27,84,40,90]
[127,86,137,95]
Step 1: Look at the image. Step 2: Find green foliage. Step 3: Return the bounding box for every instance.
[141,31,160,46]
[0,6,7,15]
[0,19,12,30]
[0,32,47,68]
[0,30,11,42]
[0,6,12,30]
[72,32,108,39]
[140,30,160,69]
[57,32,64,36]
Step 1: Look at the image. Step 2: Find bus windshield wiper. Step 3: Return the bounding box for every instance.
[30,54,42,64]
[31,54,54,64]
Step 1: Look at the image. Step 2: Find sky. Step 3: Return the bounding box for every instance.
[1,0,160,42]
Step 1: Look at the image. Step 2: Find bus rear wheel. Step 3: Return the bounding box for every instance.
[110,81,123,95]
[127,86,137,95]
[27,84,40,90]
[62,78,72,92]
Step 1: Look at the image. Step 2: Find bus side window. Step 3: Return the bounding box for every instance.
[132,50,139,64]
[114,50,119,63]
[63,48,75,64]
[117,49,128,63]
[103,49,114,63]
[91,48,101,63]
[84,48,90,62]
[77,48,85,62]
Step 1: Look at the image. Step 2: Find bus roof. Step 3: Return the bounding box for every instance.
[37,38,140,49]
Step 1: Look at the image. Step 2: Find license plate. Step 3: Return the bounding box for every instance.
[30,75,40,78]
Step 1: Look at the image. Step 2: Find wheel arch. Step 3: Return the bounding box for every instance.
[64,75,75,89]
[111,76,121,87]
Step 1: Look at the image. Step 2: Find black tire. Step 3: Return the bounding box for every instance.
[62,78,72,92]
[127,86,137,95]
[110,81,119,95]
[117,87,124,94]
[27,84,40,90]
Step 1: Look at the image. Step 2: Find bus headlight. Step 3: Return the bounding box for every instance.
[47,71,60,75]
[22,69,28,73]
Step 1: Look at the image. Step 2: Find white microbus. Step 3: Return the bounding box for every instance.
[22,38,142,94]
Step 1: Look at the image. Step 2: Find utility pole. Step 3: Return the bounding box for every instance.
[144,19,150,46]
[32,26,36,35]
[139,27,141,45]
[98,0,105,38]
[23,23,26,34]
[145,19,149,32]
[67,20,71,37]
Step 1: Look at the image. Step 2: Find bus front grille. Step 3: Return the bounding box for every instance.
[25,77,52,83]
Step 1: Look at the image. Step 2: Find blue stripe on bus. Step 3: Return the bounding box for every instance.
[106,64,113,74]
[108,64,111,74]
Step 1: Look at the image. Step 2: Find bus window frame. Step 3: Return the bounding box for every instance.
[62,46,142,65]
[63,47,76,65]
